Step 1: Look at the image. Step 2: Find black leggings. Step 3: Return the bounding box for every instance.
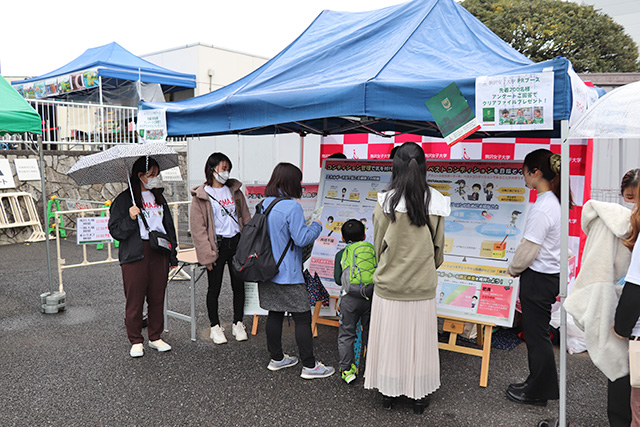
[266,311,315,368]
[206,234,244,326]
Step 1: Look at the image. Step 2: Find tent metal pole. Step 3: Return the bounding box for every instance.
[559,119,570,427]
[37,135,54,295]
[300,135,305,175]
[99,76,105,151]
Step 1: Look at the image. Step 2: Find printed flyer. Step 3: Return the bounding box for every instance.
[476,72,554,132]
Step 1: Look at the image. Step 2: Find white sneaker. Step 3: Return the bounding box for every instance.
[210,325,227,344]
[232,321,248,341]
[130,343,144,358]
[301,361,336,379]
[149,339,172,352]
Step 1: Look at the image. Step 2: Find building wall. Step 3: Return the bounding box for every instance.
[141,43,269,97]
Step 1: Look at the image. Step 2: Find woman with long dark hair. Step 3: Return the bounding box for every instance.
[506,148,573,406]
[190,152,251,344]
[364,142,449,414]
[108,156,178,358]
[259,162,335,379]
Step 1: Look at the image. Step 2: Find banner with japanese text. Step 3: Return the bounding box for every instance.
[476,72,554,131]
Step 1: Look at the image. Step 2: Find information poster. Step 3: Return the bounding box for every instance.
[0,159,16,189]
[309,159,527,327]
[76,217,113,244]
[476,72,554,132]
[309,160,393,295]
[429,160,529,327]
[137,108,167,143]
[13,159,41,181]
[244,184,319,219]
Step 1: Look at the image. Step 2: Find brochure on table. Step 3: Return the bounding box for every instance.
[307,159,528,327]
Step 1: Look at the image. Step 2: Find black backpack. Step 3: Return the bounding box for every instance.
[231,197,293,282]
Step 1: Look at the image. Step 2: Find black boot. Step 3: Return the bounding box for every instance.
[413,396,431,414]
[381,395,395,410]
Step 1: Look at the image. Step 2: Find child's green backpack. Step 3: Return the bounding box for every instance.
[340,241,377,291]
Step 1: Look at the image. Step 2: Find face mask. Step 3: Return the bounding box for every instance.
[214,170,230,185]
[142,175,161,190]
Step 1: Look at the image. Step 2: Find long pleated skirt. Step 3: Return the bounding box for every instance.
[364,294,440,399]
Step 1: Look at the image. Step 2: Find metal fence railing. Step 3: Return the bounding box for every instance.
[0,99,188,151]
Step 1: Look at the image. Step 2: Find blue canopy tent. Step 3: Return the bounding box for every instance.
[12,42,196,104]
[141,1,604,425]
[140,0,601,138]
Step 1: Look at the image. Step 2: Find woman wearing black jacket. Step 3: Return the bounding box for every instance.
[108,156,178,358]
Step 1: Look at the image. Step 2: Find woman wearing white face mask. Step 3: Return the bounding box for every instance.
[190,153,251,344]
[108,156,178,358]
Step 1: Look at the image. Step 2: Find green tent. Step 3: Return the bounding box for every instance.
[0,75,41,135]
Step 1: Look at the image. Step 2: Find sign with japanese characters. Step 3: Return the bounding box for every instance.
[244,184,319,219]
[137,108,167,143]
[430,160,530,327]
[476,72,554,131]
[0,159,16,189]
[13,159,41,181]
[76,217,113,244]
[309,159,528,327]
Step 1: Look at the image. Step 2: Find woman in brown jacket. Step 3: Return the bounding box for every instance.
[190,153,251,344]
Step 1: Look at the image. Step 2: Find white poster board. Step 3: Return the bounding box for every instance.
[160,166,183,182]
[476,72,554,131]
[76,217,113,244]
[13,159,41,181]
[429,160,529,327]
[137,108,167,143]
[0,159,16,189]
[243,282,268,316]
[308,159,527,327]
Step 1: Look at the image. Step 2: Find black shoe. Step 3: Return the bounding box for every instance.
[508,381,528,391]
[413,396,431,414]
[506,388,547,406]
[381,395,395,410]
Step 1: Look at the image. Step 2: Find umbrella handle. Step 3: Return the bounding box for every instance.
[127,175,137,214]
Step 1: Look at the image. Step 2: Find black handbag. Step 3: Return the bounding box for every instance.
[138,207,173,255]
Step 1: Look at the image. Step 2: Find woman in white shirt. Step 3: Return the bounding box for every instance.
[506,149,573,407]
[190,153,251,345]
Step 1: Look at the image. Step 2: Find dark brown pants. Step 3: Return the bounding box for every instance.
[121,241,169,344]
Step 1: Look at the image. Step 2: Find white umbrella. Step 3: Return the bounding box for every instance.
[569,80,640,139]
[67,143,178,186]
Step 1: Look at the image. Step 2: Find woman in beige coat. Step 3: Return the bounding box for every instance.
[190,153,251,344]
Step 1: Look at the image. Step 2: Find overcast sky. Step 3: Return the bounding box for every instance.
[0,0,405,77]
[1,0,637,78]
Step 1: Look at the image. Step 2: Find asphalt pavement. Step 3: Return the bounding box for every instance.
[1,239,610,426]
